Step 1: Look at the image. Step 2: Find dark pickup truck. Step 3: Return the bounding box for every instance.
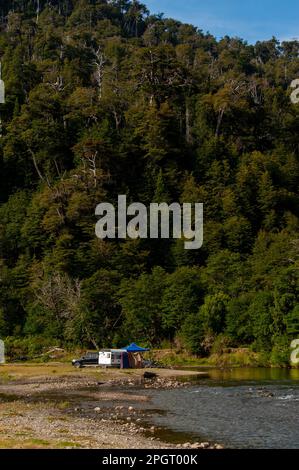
[72,352,99,368]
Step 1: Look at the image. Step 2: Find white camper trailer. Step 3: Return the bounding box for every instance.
[98,349,125,368]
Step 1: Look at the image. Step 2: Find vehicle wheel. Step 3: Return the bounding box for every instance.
[73,361,82,368]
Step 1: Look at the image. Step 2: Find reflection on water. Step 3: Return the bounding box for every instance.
[196,367,299,383]
[149,368,299,449]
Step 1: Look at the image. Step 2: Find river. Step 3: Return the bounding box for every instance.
[145,368,299,449]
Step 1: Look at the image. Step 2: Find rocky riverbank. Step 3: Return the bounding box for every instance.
[0,363,223,449]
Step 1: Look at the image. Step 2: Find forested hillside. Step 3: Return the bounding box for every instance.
[0,0,298,364]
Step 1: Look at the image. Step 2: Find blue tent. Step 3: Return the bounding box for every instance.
[122,343,150,352]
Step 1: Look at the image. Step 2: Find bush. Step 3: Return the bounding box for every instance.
[270,335,291,367]
[211,334,232,355]
[4,336,61,360]
[179,312,205,356]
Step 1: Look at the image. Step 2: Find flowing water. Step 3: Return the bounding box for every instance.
[147,368,299,449]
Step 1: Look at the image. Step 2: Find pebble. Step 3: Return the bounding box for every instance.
[201,442,210,449]
[182,442,191,448]
[191,443,199,449]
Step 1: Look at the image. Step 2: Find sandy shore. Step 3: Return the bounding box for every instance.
[0,363,219,449]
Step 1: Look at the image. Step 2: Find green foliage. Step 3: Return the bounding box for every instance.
[270,335,291,367]
[179,312,205,356]
[225,294,254,345]
[211,334,232,355]
[200,293,230,336]
[119,267,166,345]
[0,1,298,366]
[161,267,204,332]
[4,335,60,361]
[286,306,299,337]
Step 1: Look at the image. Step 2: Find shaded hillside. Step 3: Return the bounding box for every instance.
[0,1,298,364]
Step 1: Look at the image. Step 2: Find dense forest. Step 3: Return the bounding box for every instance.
[0,0,298,364]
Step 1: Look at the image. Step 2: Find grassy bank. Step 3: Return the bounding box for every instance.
[148,348,298,369]
[2,337,297,369]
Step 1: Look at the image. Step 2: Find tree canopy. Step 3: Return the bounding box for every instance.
[0,1,298,364]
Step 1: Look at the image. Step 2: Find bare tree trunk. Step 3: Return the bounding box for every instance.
[93,47,106,99]
[29,148,46,183]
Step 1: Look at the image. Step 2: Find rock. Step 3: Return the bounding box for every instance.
[128,406,134,412]
[191,442,201,449]
[215,444,224,449]
[182,442,191,448]
[94,407,101,412]
[201,442,210,449]
[143,372,157,380]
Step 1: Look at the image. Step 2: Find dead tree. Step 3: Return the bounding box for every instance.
[93,47,106,99]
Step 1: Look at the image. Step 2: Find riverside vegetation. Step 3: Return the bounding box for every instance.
[0,1,298,367]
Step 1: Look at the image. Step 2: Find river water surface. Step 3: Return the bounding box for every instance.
[147,368,299,449]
